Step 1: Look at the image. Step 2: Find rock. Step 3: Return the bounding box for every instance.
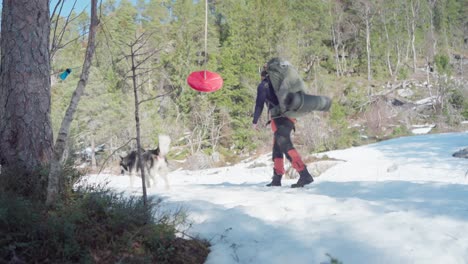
[397,88,414,98]
[453,148,468,159]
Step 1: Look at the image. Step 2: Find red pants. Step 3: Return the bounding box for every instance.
[271,117,306,175]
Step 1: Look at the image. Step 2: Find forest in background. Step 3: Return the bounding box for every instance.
[49,0,467,169]
[0,1,466,262]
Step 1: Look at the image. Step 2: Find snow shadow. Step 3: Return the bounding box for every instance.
[152,195,386,264]
[370,132,468,169]
[313,180,468,220]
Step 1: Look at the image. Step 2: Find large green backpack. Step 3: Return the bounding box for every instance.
[266,57,331,118]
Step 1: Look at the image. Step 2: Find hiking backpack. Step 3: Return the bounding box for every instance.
[265,57,331,118]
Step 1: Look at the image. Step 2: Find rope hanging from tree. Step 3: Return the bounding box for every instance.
[187,0,223,93]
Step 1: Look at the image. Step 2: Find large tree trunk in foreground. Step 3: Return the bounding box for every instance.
[0,0,53,173]
[46,0,99,206]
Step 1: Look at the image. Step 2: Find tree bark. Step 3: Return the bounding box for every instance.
[0,0,53,173]
[46,0,99,206]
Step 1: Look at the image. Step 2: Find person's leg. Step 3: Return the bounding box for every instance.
[267,119,284,187]
[275,118,314,188]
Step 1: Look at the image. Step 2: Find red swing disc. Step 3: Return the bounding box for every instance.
[187,70,223,92]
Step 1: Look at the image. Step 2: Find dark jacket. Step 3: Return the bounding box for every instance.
[252,76,279,124]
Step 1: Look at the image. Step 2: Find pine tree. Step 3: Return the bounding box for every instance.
[0,0,53,174]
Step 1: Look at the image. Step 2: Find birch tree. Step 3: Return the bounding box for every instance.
[409,0,421,72]
[47,0,99,206]
[351,0,377,92]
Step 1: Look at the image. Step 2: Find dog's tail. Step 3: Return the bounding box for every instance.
[158,134,171,156]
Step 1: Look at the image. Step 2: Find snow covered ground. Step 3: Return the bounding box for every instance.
[84,132,468,264]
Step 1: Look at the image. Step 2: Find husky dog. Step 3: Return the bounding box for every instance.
[120,135,171,189]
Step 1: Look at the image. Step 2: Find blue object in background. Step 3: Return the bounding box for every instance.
[60,68,72,80]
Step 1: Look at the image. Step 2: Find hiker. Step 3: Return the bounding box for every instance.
[252,68,314,188]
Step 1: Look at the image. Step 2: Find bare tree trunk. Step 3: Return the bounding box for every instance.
[395,42,402,80]
[366,13,371,81]
[47,0,99,206]
[0,0,53,174]
[405,6,411,64]
[115,31,167,206]
[429,0,437,60]
[330,5,342,77]
[331,24,341,77]
[341,44,347,74]
[91,135,97,168]
[130,45,148,206]
[410,0,419,72]
[426,57,431,84]
[461,57,464,83]
[382,12,394,77]
[393,11,402,80]
[364,4,372,94]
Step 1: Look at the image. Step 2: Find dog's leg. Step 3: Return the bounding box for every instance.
[161,171,170,190]
[155,135,171,190]
[145,166,153,188]
[130,170,136,189]
[150,164,158,189]
[159,161,170,190]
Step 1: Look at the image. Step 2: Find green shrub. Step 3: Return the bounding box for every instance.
[342,83,368,114]
[398,67,409,80]
[327,103,359,149]
[0,159,83,202]
[0,193,45,262]
[462,102,468,120]
[0,184,208,263]
[391,125,409,137]
[434,54,451,74]
[0,165,48,201]
[448,88,465,110]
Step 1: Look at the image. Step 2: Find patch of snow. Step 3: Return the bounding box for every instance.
[81,132,468,264]
[411,124,436,134]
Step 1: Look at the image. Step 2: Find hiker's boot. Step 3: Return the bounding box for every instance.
[266,173,282,187]
[291,168,314,188]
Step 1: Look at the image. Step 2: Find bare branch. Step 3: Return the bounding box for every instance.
[99,0,104,19]
[134,76,152,89]
[138,90,174,106]
[50,0,63,21]
[50,0,65,58]
[130,31,155,48]
[49,0,93,58]
[133,49,162,69]
[52,0,78,58]
[56,29,90,50]
[100,22,124,65]
[132,32,156,54]
[97,137,136,175]
[50,0,91,60]
[124,67,157,80]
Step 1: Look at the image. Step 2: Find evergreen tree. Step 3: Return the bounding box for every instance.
[0,0,53,174]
